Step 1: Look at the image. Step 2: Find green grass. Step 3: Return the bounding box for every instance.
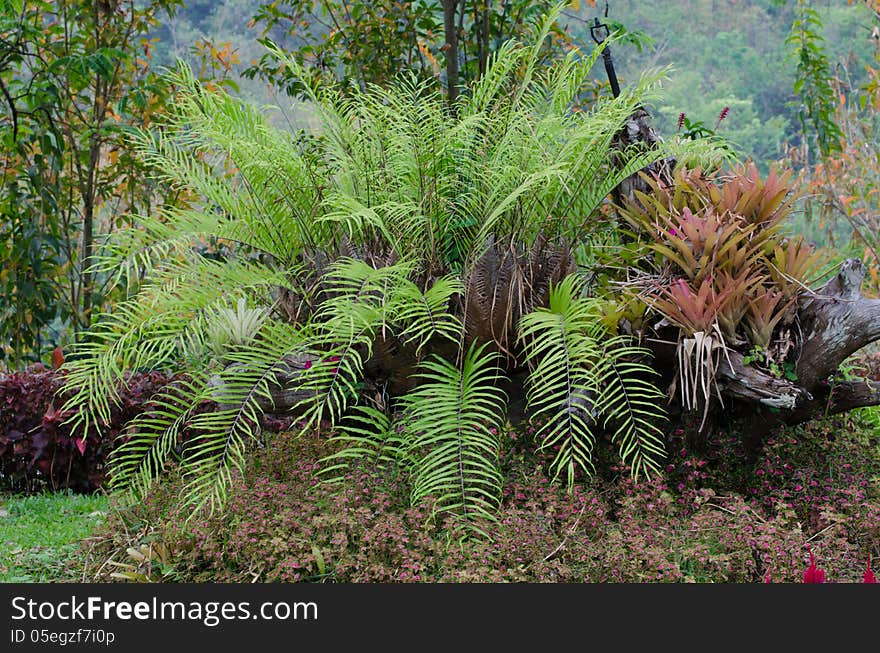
[0,492,109,583]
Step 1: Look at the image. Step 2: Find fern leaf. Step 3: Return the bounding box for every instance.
[595,338,667,478]
[518,275,602,489]
[403,343,506,531]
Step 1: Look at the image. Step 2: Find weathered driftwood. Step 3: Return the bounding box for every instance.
[795,259,880,389]
[610,107,675,211]
[717,350,812,411]
[646,260,880,427]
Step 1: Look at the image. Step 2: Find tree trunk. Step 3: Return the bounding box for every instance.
[79,186,94,328]
[441,0,461,107]
[610,107,676,211]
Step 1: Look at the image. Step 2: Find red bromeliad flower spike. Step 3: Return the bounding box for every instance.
[864,559,877,584]
[803,551,825,583]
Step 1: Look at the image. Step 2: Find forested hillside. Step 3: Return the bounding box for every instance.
[603,1,875,165]
[153,0,877,167]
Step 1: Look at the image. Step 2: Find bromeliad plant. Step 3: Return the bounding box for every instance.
[60,8,715,529]
[619,163,831,421]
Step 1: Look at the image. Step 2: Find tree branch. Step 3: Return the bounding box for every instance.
[0,76,18,142]
[795,259,880,389]
[778,379,880,425]
[717,350,813,410]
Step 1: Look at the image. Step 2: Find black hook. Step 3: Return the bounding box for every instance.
[590,13,620,98]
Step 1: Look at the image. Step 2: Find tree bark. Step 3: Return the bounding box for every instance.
[683,259,880,424]
[794,259,880,389]
[441,0,460,108]
[717,350,813,411]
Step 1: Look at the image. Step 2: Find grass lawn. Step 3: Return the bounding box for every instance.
[0,492,109,583]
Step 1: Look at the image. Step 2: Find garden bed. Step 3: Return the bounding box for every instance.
[77,413,880,583]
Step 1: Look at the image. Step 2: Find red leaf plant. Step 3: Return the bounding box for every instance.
[802,552,879,584]
[865,559,878,584]
[803,551,826,583]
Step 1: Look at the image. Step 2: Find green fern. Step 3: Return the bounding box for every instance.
[58,7,710,516]
[318,404,407,483]
[518,275,665,489]
[390,275,464,354]
[595,337,667,478]
[108,372,209,501]
[402,343,506,532]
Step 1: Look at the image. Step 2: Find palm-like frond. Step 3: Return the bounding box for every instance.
[390,275,464,354]
[61,256,290,434]
[108,372,209,501]
[519,275,665,488]
[595,338,667,478]
[318,404,407,483]
[402,343,506,531]
[178,319,307,514]
[518,275,604,488]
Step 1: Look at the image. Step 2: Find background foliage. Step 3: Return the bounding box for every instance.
[0,0,184,365]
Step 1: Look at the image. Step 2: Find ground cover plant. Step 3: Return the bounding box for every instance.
[76,409,880,583]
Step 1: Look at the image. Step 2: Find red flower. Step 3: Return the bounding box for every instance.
[803,551,825,583]
[677,112,686,131]
[864,559,877,584]
[303,360,312,370]
[715,106,730,127]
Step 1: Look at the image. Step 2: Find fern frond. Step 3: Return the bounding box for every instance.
[518,275,603,489]
[177,319,307,514]
[318,404,407,483]
[61,257,290,435]
[403,343,506,532]
[595,338,667,478]
[390,275,464,354]
[519,273,667,486]
[108,373,209,502]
